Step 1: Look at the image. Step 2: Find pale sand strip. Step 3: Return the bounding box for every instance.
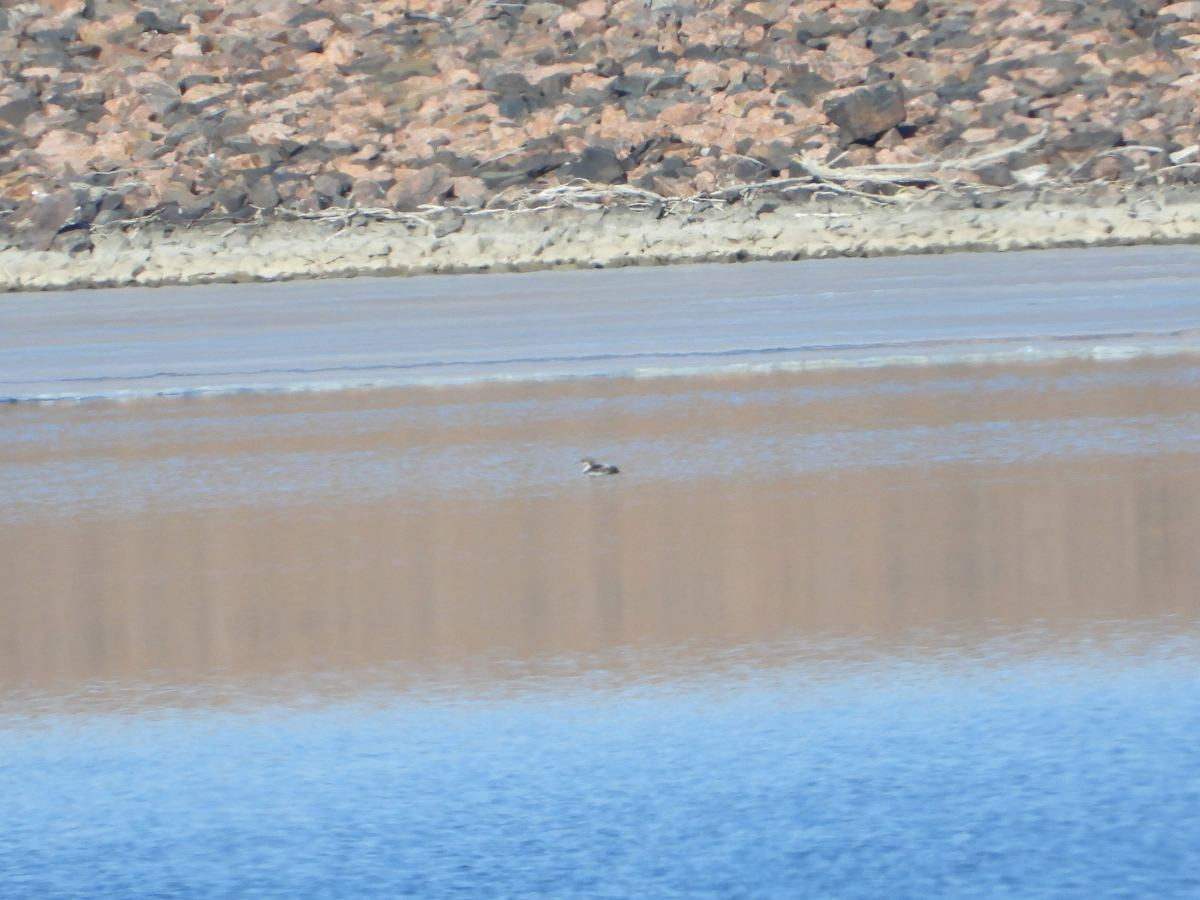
[3,195,1200,293]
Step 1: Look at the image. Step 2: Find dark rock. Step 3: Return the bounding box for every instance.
[134,9,189,35]
[974,58,1024,81]
[1056,128,1123,152]
[865,26,908,53]
[289,36,324,54]
[875,0,928,27]
[538,72,573,103]
[29,24,80,46]
[17,191,77,251]
[180,74,218,92]
[731,156,768,180]
[216,34,264,60]
[647,74,687,93]
[727,72,767,95]
[560,146,626,183]
[292,140,339,162]
[162,195,217,221]
[627,46,678,67]
[216,186,248,214]
[68,43,103,59]
[0,97,41,127]
[794,13,855,47]
[520,152,570,178]
[483,72,543,119]
[141,88,181,119]
[164,120,201,148]
[313,172,354,201]
[482,72,535,95]
[777,65,834,106]
[682,43,733,61]
[595,57,623,77]
[480,170,532,191]
[350,179,387,205]
[288,7,337,26]
[247,178,280,210]
[936,80,984,103]
[610,75,650,97]
[824,82,907,144]
[976,164,1016,186]
[417,150,479,175]
[389,164,452,210]
[53,91,107,123]
[627,135,680,167]
[934,29,981,49]
[497,95,536,119]
[567,88,610,109]
[50,228,94,256]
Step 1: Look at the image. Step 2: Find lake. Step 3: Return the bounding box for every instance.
[3,343,1200,897]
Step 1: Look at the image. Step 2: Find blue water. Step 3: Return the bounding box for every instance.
[6,354,1200,898]
[2,643,1199,899]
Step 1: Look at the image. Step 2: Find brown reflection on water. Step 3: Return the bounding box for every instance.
[3,363,1200,691]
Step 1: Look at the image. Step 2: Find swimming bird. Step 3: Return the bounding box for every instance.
[580,457,619,476]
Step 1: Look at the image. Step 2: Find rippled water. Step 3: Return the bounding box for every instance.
[3,357,1200,898]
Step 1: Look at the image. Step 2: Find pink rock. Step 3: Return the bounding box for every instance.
[386,163,453,211]
[450,176,488,208]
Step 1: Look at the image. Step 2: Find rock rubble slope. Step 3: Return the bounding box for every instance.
[5,0,1200,269]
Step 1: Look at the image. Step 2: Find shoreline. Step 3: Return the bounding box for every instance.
[5,186,1200,293]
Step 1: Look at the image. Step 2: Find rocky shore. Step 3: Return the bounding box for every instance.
[5,0,1200,289]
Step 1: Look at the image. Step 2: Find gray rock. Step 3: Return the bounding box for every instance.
[141,87,182,119]
[497,95,536,119]
[288,7,337,27]
[726,72,767,95]
[824,82,907,144]
[567,88,610,109]
[776,65,834,106]
[247,178,280,210]
[794,14,854,45]
[217,186,249,214]
[976,164,1016,187]
[433,217,464,238]
[351,179,387,205]
[1056,128,1123,152]
[595,57,624,77]
[180,74,218,92]
[559,146,626,184]
[520,153,571,178]
[29,24,80,46]
[50,228,94,256]
[538,72,573,103]
[0,97,40,127]
[482,72,535,95]
[288,35,324,54]
[18,191,77,251]
[647,74,687,93]
[936,80,984,103]
[313,172,354,202]
[389,164,452,211]
[610,75,651,97]
[135,9,189,35]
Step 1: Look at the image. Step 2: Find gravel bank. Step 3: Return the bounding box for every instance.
[3,185,1200,291]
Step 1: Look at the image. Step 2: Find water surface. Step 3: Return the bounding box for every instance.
[3,356,1200,897]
